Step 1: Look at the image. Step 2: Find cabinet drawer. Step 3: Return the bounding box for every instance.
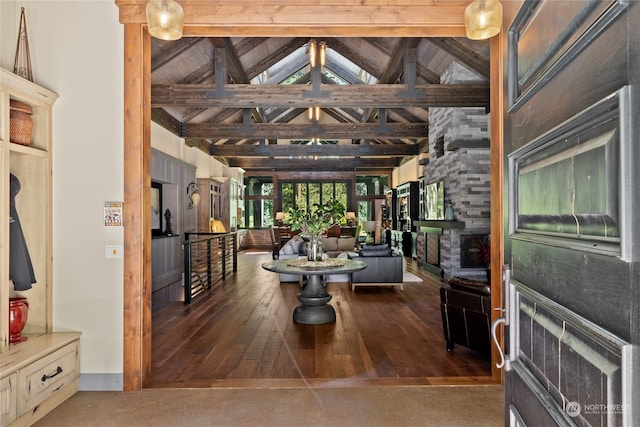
[1,373,17,427]
[18,340,80,414]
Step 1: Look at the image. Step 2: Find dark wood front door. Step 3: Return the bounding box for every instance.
[502,0,639,425]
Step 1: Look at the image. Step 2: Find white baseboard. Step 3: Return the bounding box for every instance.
[79,373,124,391]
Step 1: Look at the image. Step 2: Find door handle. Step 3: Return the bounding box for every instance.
[490,264,513,371]
[491,317,506,368]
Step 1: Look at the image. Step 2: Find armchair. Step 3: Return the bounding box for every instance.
[439,277,491,360]
[349,244,405,290]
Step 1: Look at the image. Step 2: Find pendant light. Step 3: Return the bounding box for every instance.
[308,39,327,68]
[464,0,502,40]
[146,0,184,41]
[308,106,320,121]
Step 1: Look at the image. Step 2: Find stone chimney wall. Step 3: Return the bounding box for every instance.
[422,62,491,279]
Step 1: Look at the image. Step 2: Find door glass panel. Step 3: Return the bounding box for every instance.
[510,89,628,253]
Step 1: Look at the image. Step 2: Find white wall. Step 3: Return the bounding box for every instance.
[1,0,125,389]
[392,157,420,187]
[151,122,226,178]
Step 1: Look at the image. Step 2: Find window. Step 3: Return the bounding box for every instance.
[356,175,389,195]
[244,176,274,227]
[281,181,348,215]
[354,175,389,221]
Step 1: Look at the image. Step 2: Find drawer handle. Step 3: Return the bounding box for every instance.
[41,366,63,382]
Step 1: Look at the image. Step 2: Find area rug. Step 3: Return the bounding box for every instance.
[403,271,423,282]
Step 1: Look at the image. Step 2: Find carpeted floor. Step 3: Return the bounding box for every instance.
[34,385,504,426]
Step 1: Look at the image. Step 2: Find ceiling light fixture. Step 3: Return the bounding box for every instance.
[308,106,321,121]
[308,39,326,68]
[464,0,502,40]
[146,0,184,41]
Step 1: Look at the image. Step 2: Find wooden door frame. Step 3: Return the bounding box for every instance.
[116,0,504,390]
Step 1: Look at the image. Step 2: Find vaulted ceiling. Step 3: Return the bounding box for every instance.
[150,36,490,172]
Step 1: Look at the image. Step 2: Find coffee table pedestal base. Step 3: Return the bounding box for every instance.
[293,275,335,324]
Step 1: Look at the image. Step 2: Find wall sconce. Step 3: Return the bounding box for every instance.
[464,0,502,40]
[275,211,285,225]
[186,182,200,209]
[146,0,184,41]
[346,212,356,225]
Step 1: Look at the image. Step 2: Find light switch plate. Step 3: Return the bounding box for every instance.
[105,245,124,258]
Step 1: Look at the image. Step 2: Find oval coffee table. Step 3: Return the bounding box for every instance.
[262,258,367,324]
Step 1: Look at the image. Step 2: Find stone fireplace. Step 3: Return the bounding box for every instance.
[420,61,491,280]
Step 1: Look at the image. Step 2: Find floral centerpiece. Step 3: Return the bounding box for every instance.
[286,200,345,261]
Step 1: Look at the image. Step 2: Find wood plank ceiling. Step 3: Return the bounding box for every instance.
[150,36,490,172]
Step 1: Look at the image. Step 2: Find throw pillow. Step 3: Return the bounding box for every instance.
[337,237,356,251]
[320,237,338,251]
[359,244,392,257]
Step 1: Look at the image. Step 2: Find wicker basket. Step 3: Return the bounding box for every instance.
[10,100,34,146]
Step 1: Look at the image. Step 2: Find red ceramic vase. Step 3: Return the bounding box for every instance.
[9,297,29,343]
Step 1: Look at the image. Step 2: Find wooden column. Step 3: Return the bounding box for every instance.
[489,27,505,383]
[123,22,152,391]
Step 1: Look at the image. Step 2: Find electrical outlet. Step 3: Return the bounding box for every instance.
[105,245,124,259]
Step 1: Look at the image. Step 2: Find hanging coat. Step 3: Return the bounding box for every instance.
[9,173,36,290]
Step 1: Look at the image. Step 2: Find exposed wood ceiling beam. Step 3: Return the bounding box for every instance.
[185,138,213,155]
[209,38,249,83]
[228,157,400,171]
[246,38,309,79]
[364,37,440,84]
[365,38,421,123]
[210,142,418,156]
[232,37,269,57]
[151,83,489,108]
[264,57,308,84]
[389,107,427,123]
[151,38,203,71]
[381,38,419,85]
[323,37,385,79]
[324,58,365,84]
[187,122,428,139]
[151,108,182,136]
[428,37,490,80]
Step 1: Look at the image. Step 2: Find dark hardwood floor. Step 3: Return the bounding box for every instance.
[150,250,492,388]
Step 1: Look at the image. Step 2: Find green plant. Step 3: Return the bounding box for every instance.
[286,200,345,238]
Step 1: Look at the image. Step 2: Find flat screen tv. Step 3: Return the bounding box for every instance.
[425,180,445,220]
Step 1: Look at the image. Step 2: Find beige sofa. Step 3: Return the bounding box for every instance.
[319,236,357,257]
[277,235,358,283]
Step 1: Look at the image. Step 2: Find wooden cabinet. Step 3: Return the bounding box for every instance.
[196,178,220,232]
[395,181,419,232]
[196,177,244,232]
[0,68,80,426]
[418,177,426,221]
[382,189,396,231]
